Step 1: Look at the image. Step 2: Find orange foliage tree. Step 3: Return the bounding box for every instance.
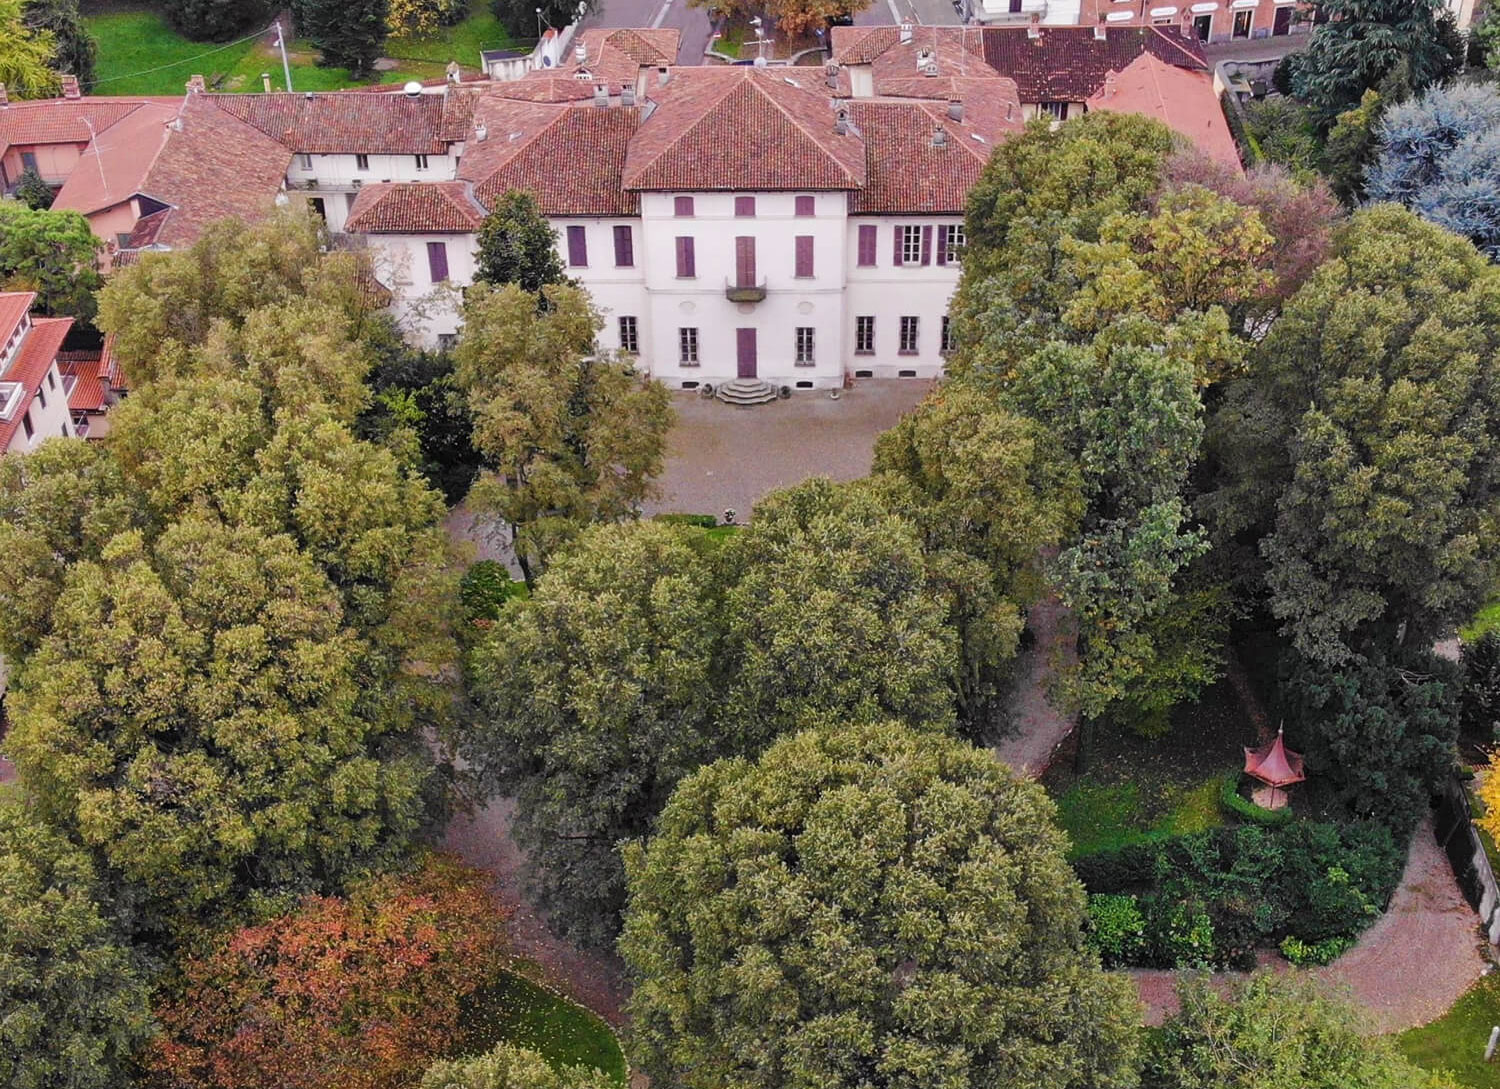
[147,855,508,1089]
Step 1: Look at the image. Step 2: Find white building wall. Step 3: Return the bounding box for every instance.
[845,215,963,380]
[5,361,75,454]
[367,232,475,346]
[287,151,461,233]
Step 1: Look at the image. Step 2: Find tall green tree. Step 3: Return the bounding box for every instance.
[620,721,1142,1089]
[15,167,54,211]
[162,0,268,40]
[0,802,153,1089]
[474,190,568,296]
[455,281,673,586]
[462,520,729,945]
[23,0,95,86]
[1146,973,1457,1089]
[6,517,438,930]
[0,202,102,321]
[0,0,59,98]
[301,0,389,77]
[1292,0,1460,122]
[1208,205,1500,665]
[422,1045,615,1089]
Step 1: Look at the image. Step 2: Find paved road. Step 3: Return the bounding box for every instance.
[585,0,714,63]
[855,0,962,26]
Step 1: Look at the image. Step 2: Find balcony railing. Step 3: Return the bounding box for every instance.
[724,277,768,303]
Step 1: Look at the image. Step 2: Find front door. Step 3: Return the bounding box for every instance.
[736,328,757,379]
[1193,13,1212,41]
[1272,4,1291,34]
[1233,9,1252,37]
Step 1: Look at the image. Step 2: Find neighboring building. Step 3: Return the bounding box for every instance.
[57,339,128,439]
[0,82,175,199]
[0,292,76,455]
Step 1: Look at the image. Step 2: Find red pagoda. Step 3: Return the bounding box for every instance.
[1243,723,1305,810]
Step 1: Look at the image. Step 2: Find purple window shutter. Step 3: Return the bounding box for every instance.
[795,195,815,217]
[936,226,948,266]
[675,236,695,277]
[674,195,694,216]
[735,236,756,286]
[613,225,633,267]
[858,224,876,266]
[566,225,587,267]
[426,241,449,282]
[921,225,933,266]
[735,196,755,217]
[893,225,904,265]
[795,235,813,277]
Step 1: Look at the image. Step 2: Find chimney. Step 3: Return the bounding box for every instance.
[61,74,81,99]
[1094,24,1107,39]
[932,124,947,149]
[262,72,273,92]
[474,122,488,141]
[1103,71,1117,98]
[446,60,461,83]
[575,43,588,64]
[834,108,848,136]
[899,21,913,44]
[1006,102,1014,120]
[621,84,636,106]
[947,98,962,122]
[186,73,206,94]
[0,84,8,108]
[593,83,609,107]
[658,66,670,86]
[825,62,839,89]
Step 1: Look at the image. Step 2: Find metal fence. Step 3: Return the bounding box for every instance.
[1435,775,1500,945]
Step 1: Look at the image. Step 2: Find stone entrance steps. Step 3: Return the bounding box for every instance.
[714,378,778,406]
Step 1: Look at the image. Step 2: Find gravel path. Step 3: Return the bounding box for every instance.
[1130,816,1487,1032]
[991,594,1077,777]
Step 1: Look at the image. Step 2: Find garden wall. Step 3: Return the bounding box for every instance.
[1435,776,1500,945]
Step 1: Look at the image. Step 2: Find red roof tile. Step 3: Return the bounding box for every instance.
[0,292,32,347]
[847,96,1020,213]
[623,68,865,191]
[0,98,158,154]
[203,91,458,155]
[0,316,72,452]
[1087,53,1241,169]
[460,99,641,216]
[59,355,106,412]
[50,101,177,216]
[346,181,486,232]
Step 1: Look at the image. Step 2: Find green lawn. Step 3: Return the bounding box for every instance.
[1397,971,1500,1087]
[84,1,515,96]
[1054,774,1224,858]
[1463,598,1500,643]
[456,970,626,1085]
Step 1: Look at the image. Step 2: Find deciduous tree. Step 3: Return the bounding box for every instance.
[455,281,673,585]
[620,721,1142,1089]
[0,201,102,321]
[148,855,507,1089]
[474,190,568,296]
[422,1045,616,1089]
[0,802,153,1089]
[0,0,59,98]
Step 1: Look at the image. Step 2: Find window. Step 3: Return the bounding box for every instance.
[36,384,45,409]
[47,370,55,390]
[941,315,957,353]
[794,235,814,277]
[679,327,699,366]
[415,154,430,170]
[116,233,131,249]
[674,196,694,217]
[855,316,874,354]
[735,196,756,217]
[734,236,756,287]
[939,224,965,264]
[1040,101,1069,121]
[1233,9,1252,37]
[21,410,32,441]
[437,333,458,352]
[899,316,919,354]
[795,195,815,217]
[297,153,313,170]
[21,151,38,173]
[613,224,634,267]
[355,154,370,171]
[900,225,922,265]
[795,327,815,365]
[674,236,696,277]
[566,225,588,267]
[618,315,639,354]
[857,224,877,267]
[426,241,449,283]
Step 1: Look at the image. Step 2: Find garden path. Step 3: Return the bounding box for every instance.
[1129,816,1488,1032]
[991,594,1077,777]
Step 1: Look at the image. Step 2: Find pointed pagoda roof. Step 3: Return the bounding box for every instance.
[1243,725,1305,789]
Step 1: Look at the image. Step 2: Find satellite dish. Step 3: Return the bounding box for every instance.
[753,56,768,67]
[402,80,423,97]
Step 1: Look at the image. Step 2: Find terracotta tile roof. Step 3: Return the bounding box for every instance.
[136,95,292,248]
[100,333,127,392]
[597,28,679,65]
[623,68,865,191]
[59,354,106,412]
[202,91,458,154]
[346,180,486,232]
[123,207,170,248]
[0,315,72,452]
[1087,53,1240,169]
[460,99,640,216]
[0,292,32,346]
[847,96,1020,213]
[0,98,159,154]
[491,28,679,103]
[830,25,905,64]
[50,101,177,216]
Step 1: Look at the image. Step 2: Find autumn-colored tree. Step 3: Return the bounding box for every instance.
[684,0,872,36]
[387,0,464,37]
[147,855,508,1089]
[422,1044,616,1089]
[0,0,59,98]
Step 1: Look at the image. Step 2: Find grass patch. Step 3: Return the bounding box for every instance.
[382,1,516,65]
[86,10,259,94]
[1463,598,1500,643]
[1054,773,1226,858]
[1397,971,1500,1087]
[456,970,626,1085]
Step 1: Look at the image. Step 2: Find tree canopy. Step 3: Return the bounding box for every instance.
[161,0,268,40]
[0,802,153,1089]
[422,1046,616,1089]
[620,721,1142,1089]
[23,0,95,87]
[1291,0,1460,122]
[475,190,568,295]
[0,0,59,98]
[455,281,673,585]
[0,202,103,321]
[301,0,390,76]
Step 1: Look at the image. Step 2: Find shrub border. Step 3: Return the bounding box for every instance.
[1218,768,1295,827]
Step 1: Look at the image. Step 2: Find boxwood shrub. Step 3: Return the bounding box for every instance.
[1218,770,1295,827]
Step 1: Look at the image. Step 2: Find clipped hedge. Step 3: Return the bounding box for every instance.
[1077,821,1404,970]
[1218,770,1295,827]
[651,513,719,529]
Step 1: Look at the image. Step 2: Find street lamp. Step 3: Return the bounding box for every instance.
[535,6,544,39]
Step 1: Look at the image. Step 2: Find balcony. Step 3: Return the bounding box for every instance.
[724,277,767,303]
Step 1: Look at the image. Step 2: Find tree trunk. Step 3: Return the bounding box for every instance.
[1073,714,1095,773]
